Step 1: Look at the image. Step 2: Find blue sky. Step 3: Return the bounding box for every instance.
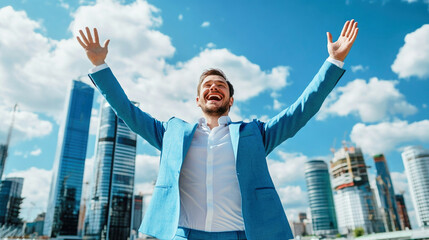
[0,0,428,228]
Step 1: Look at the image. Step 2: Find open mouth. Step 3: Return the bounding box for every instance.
[206,93,223,102]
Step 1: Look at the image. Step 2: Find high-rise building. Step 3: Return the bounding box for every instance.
[85,100,137,240]
[0,144,7,180]
[44,80,94,237]
[395,194,412,230]
[0,177,24,226]
[304,160,338,235]
[132,195,143,233]
[402,146,429,228]
[373,154,401,231]
[331,146,384,234]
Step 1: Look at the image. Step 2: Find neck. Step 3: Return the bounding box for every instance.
[203,112,229,129]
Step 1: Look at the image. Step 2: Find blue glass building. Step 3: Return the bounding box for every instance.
[44,80,94,237]
[0,177,24,226]
[304,160,338,235]
[85,100,137,240]
[373,154,401,231]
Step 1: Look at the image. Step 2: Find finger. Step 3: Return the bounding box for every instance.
[86,27,94,43]
[345,19,355,38]
[103,39,110,49]
[349,21,358,39]
[79,29,89,45]
[340,20,350,36]
[94,28,99,44]
[350,28,359,44]
[326,32,333,43]
[76,36,87,49]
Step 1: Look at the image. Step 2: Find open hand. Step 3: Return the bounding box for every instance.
[77,27,110,66]
[327,19,359,62]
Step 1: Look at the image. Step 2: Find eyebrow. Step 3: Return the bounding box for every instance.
[202,80,227,86]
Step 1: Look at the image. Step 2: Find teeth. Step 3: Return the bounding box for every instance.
[207,94,221,100]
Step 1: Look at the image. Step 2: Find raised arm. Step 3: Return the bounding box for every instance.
[77,27,166,150]
[262,20,358,155]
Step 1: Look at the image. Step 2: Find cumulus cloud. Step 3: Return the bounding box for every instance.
[0,106,52,144]
[134,154,159,194]
[392,24,429,79]
[6,167,52,221]
[350,120,429,155]
[351,64,369,73]
[201,21,210,27]
[317,77,417,122]
[0,1,292,129]
[268,151,308,186]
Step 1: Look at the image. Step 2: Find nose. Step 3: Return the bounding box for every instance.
[209,83,218,91]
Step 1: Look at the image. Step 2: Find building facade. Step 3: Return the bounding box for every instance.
[85,100,137,240]
[132,195,143,233]
[304,160,338,235]
[0,144,7,180]
[373,154,401,231]
[395,194,412,230]
[402,146,429,228]
[331,147,384,235]
[0,177,24,226]
[44,80,94,237]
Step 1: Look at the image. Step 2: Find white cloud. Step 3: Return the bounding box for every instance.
[351,64,369,73]
[178,14,183,21]
[88,107,100,135]
[30,148,42,156]
[0,106,52,144]
[201,21,210,27]
[273,99,283,110]
[0,1,291,144]
[206,42,216,48]
[6,167,52,221]
[392,24,429,79]
[317,77,417,122]
[350,120,429,155]
[268,151,308,187]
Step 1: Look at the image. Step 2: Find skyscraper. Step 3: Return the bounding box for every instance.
[85,100,137,240]
[44,80,94,237]
[373,154,401,231]
[395,194,412,230]
[331,146,384,234]
[402,146,429,228]
[304,160,338,235]
[132,194,143,234]
[0,145,7,180]
[0,177,24,226]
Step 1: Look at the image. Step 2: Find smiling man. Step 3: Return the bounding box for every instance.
[77,19,358,240]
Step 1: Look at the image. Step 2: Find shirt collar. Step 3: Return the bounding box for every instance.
[198,116,232,127]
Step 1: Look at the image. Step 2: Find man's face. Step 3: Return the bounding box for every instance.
[196,75,234,117]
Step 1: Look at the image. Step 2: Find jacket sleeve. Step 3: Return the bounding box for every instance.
[262,61,345,155]
[88,67,166,151]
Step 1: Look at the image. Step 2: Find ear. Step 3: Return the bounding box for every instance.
[229,97,234,108]
[196,96,201,107]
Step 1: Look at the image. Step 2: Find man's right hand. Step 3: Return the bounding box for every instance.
[77,27,110,66]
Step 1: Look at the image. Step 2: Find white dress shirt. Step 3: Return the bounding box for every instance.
[90,57,344,232]
[178,116,244,232]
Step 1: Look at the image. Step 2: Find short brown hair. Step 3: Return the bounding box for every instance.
[197,69,234,97]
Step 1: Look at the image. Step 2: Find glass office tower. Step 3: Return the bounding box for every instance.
[0,177,24,226]
[304,160,338,235]
[395,194,412,230]
[85,100,137,240]
[373,154,401,231]
[44,80,94,237]
[0,144,7,180]
[402,146,429,228]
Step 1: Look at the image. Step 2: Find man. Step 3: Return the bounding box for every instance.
[77,19,358,240]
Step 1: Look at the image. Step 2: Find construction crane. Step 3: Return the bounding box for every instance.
[0,104,18,180]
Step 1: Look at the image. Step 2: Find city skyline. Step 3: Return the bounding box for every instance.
[0,0,428,231]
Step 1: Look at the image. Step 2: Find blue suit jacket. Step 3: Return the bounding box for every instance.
[89,61,345,240]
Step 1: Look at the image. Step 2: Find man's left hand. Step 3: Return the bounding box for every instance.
[327,19,359,62]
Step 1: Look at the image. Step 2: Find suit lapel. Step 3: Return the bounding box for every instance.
[228,122,241,163]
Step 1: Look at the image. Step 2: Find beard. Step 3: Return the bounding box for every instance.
[200,99,230,117]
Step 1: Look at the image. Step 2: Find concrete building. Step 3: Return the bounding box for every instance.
[44,80,94,238]
[331,146,384,235]
[395,194,412,230]
[401,146,429,228]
